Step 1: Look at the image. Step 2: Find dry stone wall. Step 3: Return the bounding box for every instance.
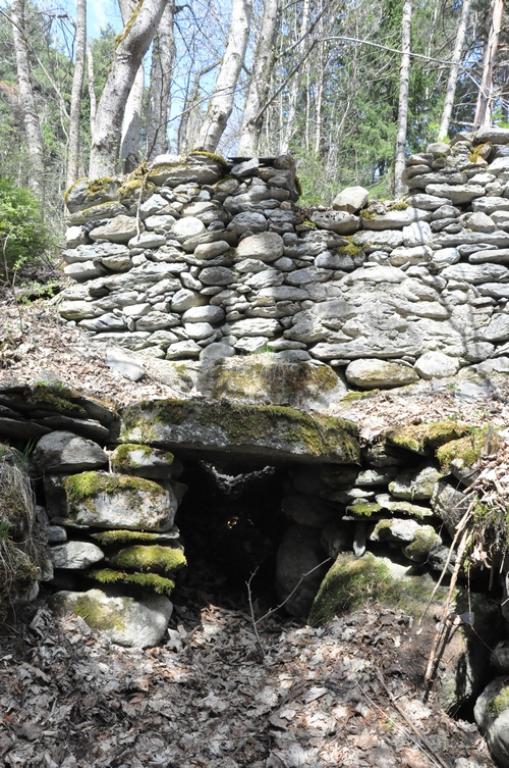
[60,129,509,389]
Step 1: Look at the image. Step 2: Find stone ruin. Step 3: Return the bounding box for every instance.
[60,127,509,392]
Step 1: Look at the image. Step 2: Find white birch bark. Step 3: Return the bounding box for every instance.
[146,3,175,158]
[89,0,167,178]
[394,0,412,197]
[438,0,471,139]
[119,0,145,170]
[474,0,503,130]
[67,0,87,186]
[87,44,97,137]
[280,0,310,154]
[198,0,252,151]
[11,0,45,193]
[237,0,279,156]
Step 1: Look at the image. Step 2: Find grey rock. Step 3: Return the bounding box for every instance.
[332,186,369,213]
[106,346,145,381]
[51,588,173,648]
[425,183,484,204]
[89,215,139,243]
[236,232,284,261]
[50,541,104,569]
[345,359,418,389]
[275,526,328,617]
[388,465,442,501]
[311,210,360,234]
[34,431,107,473]
[414,351,460,379]
[199,266,236,286]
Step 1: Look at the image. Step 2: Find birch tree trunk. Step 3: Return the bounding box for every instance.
[119,0,145,170]
[198,0,252,151]
[280,0,310,153]
[438,0,471,139]
[11,0,45,193]
[89,0,167,178]
[146,3,175,158]
[67,0,87,186]
[394,0,412,197]
[237,0,279,156]
[474,0,503,130]
[87,44,97,137]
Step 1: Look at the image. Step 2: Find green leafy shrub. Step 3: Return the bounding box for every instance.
[0,177,49,280]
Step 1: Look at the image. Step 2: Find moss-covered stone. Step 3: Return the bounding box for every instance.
[87,568,175,596]
[308,552,437,626]
[120,398,360,464]
[403,526,441,563]
[59,471,177,531]
[92,529,179,546]
[435,426,502,472]
[345,502,382,518]
[189,149,229,167]
[109,544,186,574]
[387,421,472,455]
[110,443,174,476]
[73,592,126,630]
[489,686,509,717]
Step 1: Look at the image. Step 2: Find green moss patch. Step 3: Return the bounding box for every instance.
[120,398,360,464]
[91,529,173,546]
[189,149,229,167]
[387,421,472,455]
[489,685,509,717]
[436,426,502,472]
[110,444,174,473]
[88,568,175,596]
[110,544,186,574]
[72,593,125,631]
[345,502,381,518]
[63,471,162,504]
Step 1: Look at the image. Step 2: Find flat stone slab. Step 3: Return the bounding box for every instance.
[119,399,360,464]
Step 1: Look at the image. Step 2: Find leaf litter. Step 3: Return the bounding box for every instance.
[0,598,495,768]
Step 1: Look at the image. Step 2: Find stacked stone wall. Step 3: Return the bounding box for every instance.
[60,129,509,388]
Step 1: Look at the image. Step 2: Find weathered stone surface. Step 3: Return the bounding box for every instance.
[388,465,441,501]
[110,444,176,479]
[414,351,460,379]
[47,471,177,531]
[311,210,360,234]
[89,216,139,243]
[425,183,484,204]
[34,431,107,473]
[475,677,509,767]
[120,399,360,464]
[236,232,284,262]
[50,541,104,569]
[361,206,429,230]
[275,525,328,617]
[345,359,418,389]
[51,588,173,647]
[332,186,368,213]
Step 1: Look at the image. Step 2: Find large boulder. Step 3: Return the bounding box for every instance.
[51,588,173,648]
[34,431,107,473]
[46,471,177,531]
[120,399,360,464]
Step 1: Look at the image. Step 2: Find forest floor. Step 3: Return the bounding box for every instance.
[0,595,493,768]
[1,298,509,441]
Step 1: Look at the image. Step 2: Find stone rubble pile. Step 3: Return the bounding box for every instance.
[59,130,509,389]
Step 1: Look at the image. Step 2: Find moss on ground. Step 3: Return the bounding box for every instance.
[63,471,163,504]
[387,421,472,455]
[88,568,175,596]
[110,544,186,574]
[435,426,502,472]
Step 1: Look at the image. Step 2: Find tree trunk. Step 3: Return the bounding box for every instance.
[280,0,310,153]
[67,0,87,187]
[198,0,252,151]
[11,0,45,193]
[146,3,175,158]
[87,44,97,138]
[438,0,471,139]
[474,0,503,130]
[237,0,279,156]
[119,0,145,171]
[89,0,167,178]
[394,0,412,197]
